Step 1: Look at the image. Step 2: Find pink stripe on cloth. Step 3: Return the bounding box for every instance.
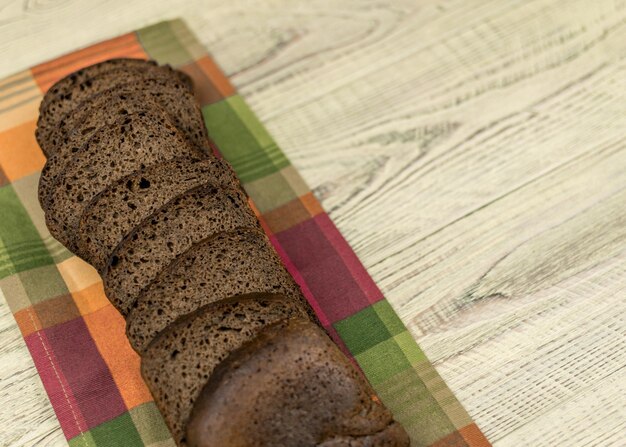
[270,231,360,361]
[269,233,331,327]
[314,213,383,305]
[274,215,375,323]
[25,330,88,439]
[43,318,128,429]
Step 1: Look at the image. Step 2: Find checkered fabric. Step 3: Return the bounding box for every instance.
[0,19,490,447]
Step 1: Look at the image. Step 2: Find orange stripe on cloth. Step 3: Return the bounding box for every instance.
[71,282,109,316]
[459,423,491,447]
[0,71,42,132]
[300,192,324,217]
[13,306,43,338]
[195,56,235,97]
[31,33,148,93]
[15,283,109,335]
[248,198,273,236]
[0,120,45,181]
[33,294,81,331]
[83,304,153,410]
[57,256,101,294]
[262,193,324,234]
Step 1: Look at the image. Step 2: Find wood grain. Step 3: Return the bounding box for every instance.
[0,0,624,446]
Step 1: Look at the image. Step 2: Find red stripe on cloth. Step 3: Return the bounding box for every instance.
[315,213,383,305]
[42,318,128,430]
[273,214,375,323]
[269,233,331,327]
[25,330,88,439]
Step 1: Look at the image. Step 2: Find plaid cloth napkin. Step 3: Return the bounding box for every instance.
[0,19,490,447]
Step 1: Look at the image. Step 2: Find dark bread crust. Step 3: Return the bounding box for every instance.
[141,293,309,446]
[186,318,410,447]
[103,185,259,316]
[76,157,240,271]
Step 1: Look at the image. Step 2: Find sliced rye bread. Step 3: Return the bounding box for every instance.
[40,59,159,114]
[38,102,193,210]
[76,157,240,271]
[41,78,208,157]
[39,60,190,117]
[103,185,259,317]
[186,318,410,447]
[36,62,191,152]
[38,59,155,122]
[141,293,309,446]
[126,228,316,353]
[43,110,203,252]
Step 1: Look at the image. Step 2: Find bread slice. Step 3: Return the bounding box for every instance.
[103,185,259,316]
[38,102,196,210]
[36,61,191,153]
[76,157,240,271]
[43,110,203,252]
[39,59,155,118]
[126,228,315,353]
[41,78,208,157]
[186,318,410,447]
[39,59,170,114]
[141,293,308,446]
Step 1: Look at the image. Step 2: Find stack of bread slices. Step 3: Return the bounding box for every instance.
[35,58,409,447]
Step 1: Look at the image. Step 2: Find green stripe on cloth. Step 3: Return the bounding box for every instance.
[336,301,458,443]
[167,19,207,61]
[355,336,412,385]
[242,165,309,213]
[12,173,73,265]
[129,402,174,446]
[334,300,407,356]
[376,367,459,447]
[18,264,68,304]
[69,411,143,447]
[0,185,52,279]
[89,411,143,446]
[202,96,290,183]
[136,21,194,67]
[68,403,174,447]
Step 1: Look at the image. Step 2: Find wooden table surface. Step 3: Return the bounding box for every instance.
[1,1,625,446]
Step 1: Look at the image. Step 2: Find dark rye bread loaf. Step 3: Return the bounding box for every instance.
[42,78,208,157]
[141,293,309,446]
[103,185,258,316]
[186,318,410,447]
[34,58,410,446]
[43,110,202,252]
[76,157,240,271]
[38,104,197,211]
[126,229,315,353]
[36,61,191,152]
